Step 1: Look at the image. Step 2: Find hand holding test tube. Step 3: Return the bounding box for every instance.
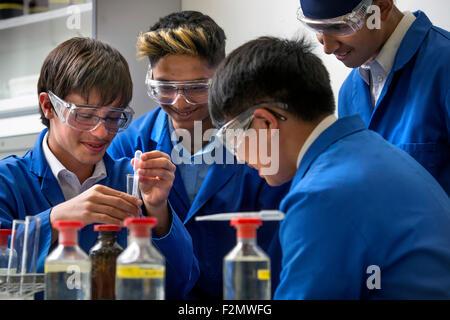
[129,150,176,237]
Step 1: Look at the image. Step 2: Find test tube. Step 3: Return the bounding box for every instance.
[132,150,142,198]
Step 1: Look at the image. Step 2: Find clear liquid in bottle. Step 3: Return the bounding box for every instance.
[44,221,91,300]
[223,217,271,300]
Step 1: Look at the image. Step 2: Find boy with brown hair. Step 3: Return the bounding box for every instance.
[0,37,198,298]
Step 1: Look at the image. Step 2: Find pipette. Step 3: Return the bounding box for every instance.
[132,150,142,198]
[195,210,285,221]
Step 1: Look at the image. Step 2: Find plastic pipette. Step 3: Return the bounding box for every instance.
[132,150,142,198]
[195,210,285,221]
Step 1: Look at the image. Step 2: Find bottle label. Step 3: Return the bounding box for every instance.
[44,263,90,273]
[116,266,165,279]
[257,269,271,280]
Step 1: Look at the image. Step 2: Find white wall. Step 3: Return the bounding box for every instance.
[96,0,181,118]
[182,0,450,106]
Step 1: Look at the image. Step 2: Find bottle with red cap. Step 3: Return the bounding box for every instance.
[115,217,165,300]
[223,217,271,300]
[89,224,123,300]
[44,220,91,300]
[0,229,17,288]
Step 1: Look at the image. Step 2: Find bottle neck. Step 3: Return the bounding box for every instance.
[128,236,151,246]
[98,231,118,245]
[128,227,152,240]
[58,229,78,246]
[237,237,257,245]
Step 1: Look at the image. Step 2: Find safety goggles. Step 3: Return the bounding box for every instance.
[297,0,373,36]
[47,91,134,134]
[145,65,211,105]
[215,102,288,156]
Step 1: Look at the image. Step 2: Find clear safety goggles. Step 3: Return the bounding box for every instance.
[215,102,288,155]
[47,91,134,134]
[145,65,211,105]
[297,0,373,36]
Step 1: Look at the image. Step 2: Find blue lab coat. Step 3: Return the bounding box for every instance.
[108,107,290,299]
[0,129,199,299]
[338,11,450,194]
[274,115,450,299]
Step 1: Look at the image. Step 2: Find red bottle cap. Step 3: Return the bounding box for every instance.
[0,229,12,247]
[94,224,122,232]
[52,220,83,246]
[230,217,262,239]
[124,217,158,238]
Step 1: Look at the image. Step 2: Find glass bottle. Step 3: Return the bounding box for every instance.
[44,221,91,300]
[223,217,271,300]
[29,0,48,14]
[115,217,165,300]
[0,1,24,20]
[89,224,123,300]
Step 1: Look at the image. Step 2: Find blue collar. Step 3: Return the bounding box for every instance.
[295,115,367,182]
[393,11,433,72]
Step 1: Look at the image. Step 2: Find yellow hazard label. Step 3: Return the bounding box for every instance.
[116,266,165,279]
[45,263,90,273]
[0,4,24,10]
[257,269,271,280]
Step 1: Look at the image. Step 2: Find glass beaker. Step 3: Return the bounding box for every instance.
[5,216,42,299]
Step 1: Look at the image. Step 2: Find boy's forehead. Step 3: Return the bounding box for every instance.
[152,54,215,81]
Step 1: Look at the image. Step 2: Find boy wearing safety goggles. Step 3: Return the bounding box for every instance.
[208,36,450,299]
[108,11,290,299]
[0,37,199,299]
[297,0,449,194]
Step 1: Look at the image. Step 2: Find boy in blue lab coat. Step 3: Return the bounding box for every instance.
[208,36,450,299]
[297,0,449,194]
[0,38,198,299]
[108,11,290,299]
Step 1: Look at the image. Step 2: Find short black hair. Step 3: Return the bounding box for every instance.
[137,11,226,68]
[209,36,335,126]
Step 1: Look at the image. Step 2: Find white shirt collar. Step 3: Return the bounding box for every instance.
[296,114,337,168]
[359,11,416,83]
[42,132,107,200]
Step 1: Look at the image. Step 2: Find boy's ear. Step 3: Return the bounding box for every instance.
[39,92,55,119]
[253,109,281,130]
[376,0,394,21]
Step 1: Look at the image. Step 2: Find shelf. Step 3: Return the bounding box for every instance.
[0,113,44,138]
[0,94,38,118]
[0,2,92,30]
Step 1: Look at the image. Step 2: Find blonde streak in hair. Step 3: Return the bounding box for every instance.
[136,31,167,60]
[162,28,197,56]
[194,27,209,47]
[170,28,199,54]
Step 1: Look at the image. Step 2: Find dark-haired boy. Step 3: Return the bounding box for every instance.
[209,36,450,299]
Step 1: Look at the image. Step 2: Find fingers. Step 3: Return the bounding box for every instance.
[138,168,175,181]
[141,150,171,161]
[88,213,122,226]
[91,184,142,207]
[132,151,175,171]
[87,202,137,221]
[92,192,141,217]
[139,158,176,171]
